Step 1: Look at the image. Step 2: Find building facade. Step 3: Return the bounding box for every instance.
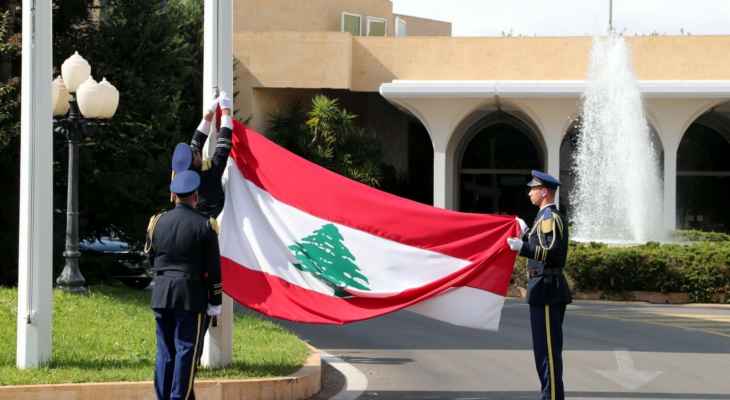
[234,0,730,233]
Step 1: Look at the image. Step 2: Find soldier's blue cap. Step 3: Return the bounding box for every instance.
[527,170,560,190]
[169,170,200,194]
[171,143,193,173]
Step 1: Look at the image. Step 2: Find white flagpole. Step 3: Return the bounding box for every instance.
[201,0,233,368]
[17,0,54,369]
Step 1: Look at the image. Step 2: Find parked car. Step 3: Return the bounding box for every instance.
[79,236,152,289]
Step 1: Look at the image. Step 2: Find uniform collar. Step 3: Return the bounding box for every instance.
[175,202,194,210]
[539,202,556,212]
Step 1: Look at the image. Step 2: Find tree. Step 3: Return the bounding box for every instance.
[268,95,385,187]
[289,223,370,297]
[0,1,206,284]
[0,5,21,285]
[50,0,204,244]
[0,7,19,149]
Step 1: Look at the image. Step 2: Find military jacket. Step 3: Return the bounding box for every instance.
[146,203,222,312]
[191,124,233,218]
[519,204,572,305]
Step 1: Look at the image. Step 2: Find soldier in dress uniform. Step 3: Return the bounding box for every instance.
[189,92,234,218]
[507,170,572,400]
[145,155,223,400]
[183,92,233,364]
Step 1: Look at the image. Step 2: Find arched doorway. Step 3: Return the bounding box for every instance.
[677,108,730,232]
[458,111,545,222]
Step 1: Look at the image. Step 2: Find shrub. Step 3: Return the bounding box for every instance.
[672,229,730,242]
[510,239,730,303]
[268,95,385,187]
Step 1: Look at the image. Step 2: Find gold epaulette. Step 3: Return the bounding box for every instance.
[202,159,213,171]
[537,211,562,253]
[540,218,554,234]
[208,217,219,235]
[144,212,166,254]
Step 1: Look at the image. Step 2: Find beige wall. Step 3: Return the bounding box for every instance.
[235,33,730,95]
[352,35,730,90]
[233,32,353,128]
[393,14,451,37]
[234,0,451,37]
[234,33,730,181]
[235,32,353,89]
[235,0,393,33]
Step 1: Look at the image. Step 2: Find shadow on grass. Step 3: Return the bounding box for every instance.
[198,361,304,379]
[84,284,150,308]
[48,358,154,370]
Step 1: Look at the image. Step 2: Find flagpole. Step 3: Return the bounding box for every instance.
[17,0,54,368]
[201,0,233,368]
[608,0,614,33]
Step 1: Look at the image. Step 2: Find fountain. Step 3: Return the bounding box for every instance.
[570,33,665,243]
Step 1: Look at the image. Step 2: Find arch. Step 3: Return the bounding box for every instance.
[374,97,436,205]
[693,113,730,145]
[455,110,547,171]
[449,100,546,157]
[558,118,665,218]
[383,97,437,150]
[452,109,547,220]
[676,101,730,233]
[676,99,729,147]
[558,108,665,153]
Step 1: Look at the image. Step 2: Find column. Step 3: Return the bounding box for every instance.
[546,138,562,205]
[663,141,678,232]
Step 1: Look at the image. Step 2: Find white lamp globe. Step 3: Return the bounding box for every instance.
[60,51,91,93]
[52,76,71,117]
[96,78,119,119]
[76,76,101,118]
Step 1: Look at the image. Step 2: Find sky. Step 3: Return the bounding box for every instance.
[391,0,730,37]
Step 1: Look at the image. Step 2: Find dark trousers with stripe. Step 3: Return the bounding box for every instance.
[153,309,205,400]
[530,303,567,400]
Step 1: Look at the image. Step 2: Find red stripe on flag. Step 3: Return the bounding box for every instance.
[229,120,520,263]
[221,236,515,324]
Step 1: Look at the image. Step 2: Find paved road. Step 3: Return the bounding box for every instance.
[277,300,730,400]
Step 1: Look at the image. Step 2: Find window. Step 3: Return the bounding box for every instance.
[367,16,387,37]
[342,12,362,36]
[395,16,407,37]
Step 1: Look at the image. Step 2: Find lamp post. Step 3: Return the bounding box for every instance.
[52,52,119,293]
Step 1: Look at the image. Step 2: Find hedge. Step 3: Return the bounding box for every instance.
[510,231,730,303]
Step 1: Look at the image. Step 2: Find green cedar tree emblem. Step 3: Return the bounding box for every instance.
[289,224,370,297]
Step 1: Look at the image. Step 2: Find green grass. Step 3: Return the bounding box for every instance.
[0,285,309,385]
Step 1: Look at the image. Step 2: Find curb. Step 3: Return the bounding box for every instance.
[0,348,321,400]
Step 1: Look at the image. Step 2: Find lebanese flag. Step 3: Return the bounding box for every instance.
[218,119,520,330]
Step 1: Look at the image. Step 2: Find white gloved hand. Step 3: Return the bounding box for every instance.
[206,304,222,317]
[516,217,528,236]
[507,237,524,252]
[206,96,219,113]
[218,91,233,110]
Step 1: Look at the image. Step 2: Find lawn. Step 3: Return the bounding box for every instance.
[0,285,310,385]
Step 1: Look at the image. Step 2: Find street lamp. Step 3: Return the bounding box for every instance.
[52,52,119,293]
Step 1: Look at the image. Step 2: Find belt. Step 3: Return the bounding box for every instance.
[528,268,563,278]
[154,270,200,280]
